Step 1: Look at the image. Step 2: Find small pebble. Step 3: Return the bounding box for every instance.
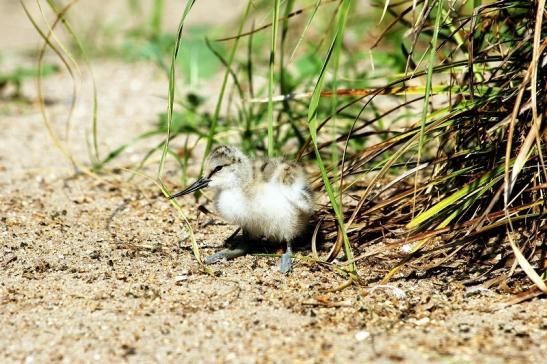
[175,275,188,285]
[355,330,370,341]
[465,286,494,297]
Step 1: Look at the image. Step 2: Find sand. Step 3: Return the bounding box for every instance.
[1,1,546,363]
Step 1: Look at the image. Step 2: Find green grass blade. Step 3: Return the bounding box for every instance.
[150,0,165,39]
[45,0,101,165]
[267,0,281,157]
[287,0,321,64]
[408,164,506,229]
[158,0,196,181]
[307,0,355,274]
[415,0,443,180]
[202,0,253,169]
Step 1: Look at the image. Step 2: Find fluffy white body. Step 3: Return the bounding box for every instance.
[215,172,312,242]
[171,145,314,273]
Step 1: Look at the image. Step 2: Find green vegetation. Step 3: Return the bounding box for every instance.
[0,62,59,98]
[24,0,547,291]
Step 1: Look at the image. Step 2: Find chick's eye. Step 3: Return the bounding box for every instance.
[213,165,223,173]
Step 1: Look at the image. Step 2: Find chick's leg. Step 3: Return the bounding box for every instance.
[203,243,249,264]
[204,229,250,264]
[279,241,293,274]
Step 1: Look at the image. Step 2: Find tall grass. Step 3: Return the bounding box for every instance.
[28,0,546,290]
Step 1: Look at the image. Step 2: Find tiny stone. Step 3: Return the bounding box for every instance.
[226,352,237,361]
[355,330,370,341]
[175,275,188,285]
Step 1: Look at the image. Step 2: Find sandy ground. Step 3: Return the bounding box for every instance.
[1,1,546,363]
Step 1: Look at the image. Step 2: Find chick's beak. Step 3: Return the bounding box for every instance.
[168,177,211,199]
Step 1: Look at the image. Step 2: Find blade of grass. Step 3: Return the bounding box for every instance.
[157,0,196,181]
[287,0,321,64]
[507,221,547,293]
[44,0,101,165]
[202,0,253,169]
[267,0,281,156]
[307,0,355,274]
[150,0,165,39]
[36,0,81,143]
[153,0,202,265]
[21,0,100,180]
[408,163,507,229]
[414,0,443,211]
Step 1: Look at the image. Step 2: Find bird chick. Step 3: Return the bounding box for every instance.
[170,145,314,274]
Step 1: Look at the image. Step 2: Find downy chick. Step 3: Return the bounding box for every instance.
[170,145,314,273]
